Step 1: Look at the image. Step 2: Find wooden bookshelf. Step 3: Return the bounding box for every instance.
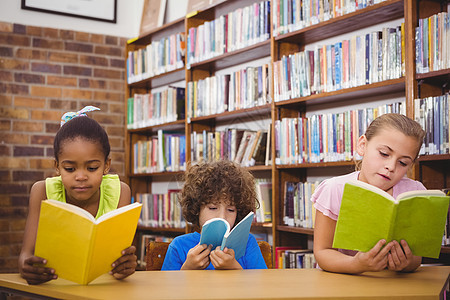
[129,68,185,90]
[274,0,404,45]
[125,0,450,267]
[274,78,406,108]
[188,40,271,71]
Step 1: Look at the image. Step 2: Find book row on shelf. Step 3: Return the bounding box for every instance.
[127,32,185,84]
[132,125,271,174]
[275,248,316,269]
[415,6,450,74]
[135,179,272,228]
[138,234,174,268]
[186,63,271,118]
[273,25,404,101]
[127,86,185,130]
[283,181,318,229]
[129,91,450,170]
[415,94,450,156]
[186,1,271,66]
[274,101,405,165]
[137,190,186,229]
[255,178,273,223]
[133,130,186,173]
[190,125,271,167]
[272,0,387,37]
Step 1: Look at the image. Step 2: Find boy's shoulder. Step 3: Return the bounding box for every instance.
[171,232,200,247]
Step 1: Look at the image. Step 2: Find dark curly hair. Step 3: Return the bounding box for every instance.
[180,160,259,230]
[53,116,110,163]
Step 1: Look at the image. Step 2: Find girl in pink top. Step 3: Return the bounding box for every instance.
[312,113,426,274]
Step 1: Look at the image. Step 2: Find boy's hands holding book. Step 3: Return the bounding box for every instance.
[181,244,212,270]
[210,247,243,270]
[20,254,57,285]
[109,245,138,279]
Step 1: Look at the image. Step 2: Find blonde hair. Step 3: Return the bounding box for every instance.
[355,113,425,170]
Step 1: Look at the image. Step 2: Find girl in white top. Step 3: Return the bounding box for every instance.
[312,113,426,274]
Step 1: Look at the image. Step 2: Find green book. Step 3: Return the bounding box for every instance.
[333,180,449,258]
[127,97,134,129]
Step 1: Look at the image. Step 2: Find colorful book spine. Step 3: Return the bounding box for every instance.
[273,25,403,102]
[186,1,270,67]
[127,32,185,83]
[414,94,450,156]
[274,101,405,164]
[187,63,270,118]
[415,10,449,73]
[273,0,389,37]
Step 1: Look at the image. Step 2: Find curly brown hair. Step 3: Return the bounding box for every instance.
[180,160,259,231]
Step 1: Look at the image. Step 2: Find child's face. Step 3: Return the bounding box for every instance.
[199,200,237,228]
[55,137,110,205]
[357,128,419,194]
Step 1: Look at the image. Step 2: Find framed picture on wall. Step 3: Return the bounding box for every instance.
[21,0,117,23]
[139,0,167,36]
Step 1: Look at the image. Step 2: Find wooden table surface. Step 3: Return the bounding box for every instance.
[0,266,449,300]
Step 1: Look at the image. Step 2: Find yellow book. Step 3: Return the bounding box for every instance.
[34,200,142,285]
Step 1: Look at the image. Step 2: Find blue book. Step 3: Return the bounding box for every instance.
[199,211,254,260]
[365,33,370,84]
[334,42,342,90]
[265,1,270,37]
[416,22,422,73]
[179,135,186,169]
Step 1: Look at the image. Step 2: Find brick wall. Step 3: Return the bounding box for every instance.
[0,22,128,273]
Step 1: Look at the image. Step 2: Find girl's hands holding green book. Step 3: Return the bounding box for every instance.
[353,239,393,273]
[386,240,421,272]
[354,239,421,273]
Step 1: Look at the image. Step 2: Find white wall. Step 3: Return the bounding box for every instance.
[0,0,187,38]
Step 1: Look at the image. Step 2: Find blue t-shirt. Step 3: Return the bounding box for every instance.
[161,232,267,270]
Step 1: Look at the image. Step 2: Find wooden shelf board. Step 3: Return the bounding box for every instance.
[247,165,272,172]
[275,0,404,45]
[416,68,450,87]
[189,104,271,124]
[188,40,271,72]
[275,78,405,108]
[277,225,314,235]
[129,68,185,90]
[441,246,450,254]
[277,160,357,169]
[252,222,273,228]
[418,154,450,162]
[137,225,186,234]
[128,120,186,134]
[129,171,184,180]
